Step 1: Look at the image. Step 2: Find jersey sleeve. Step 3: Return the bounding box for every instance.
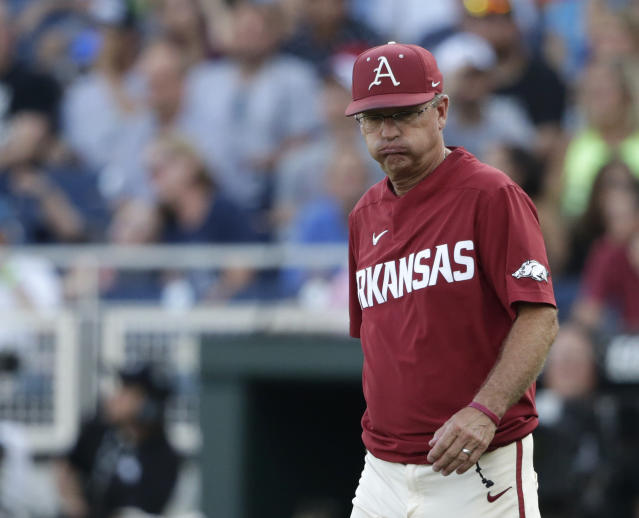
[348,214,362,338]
[476,184,556,317]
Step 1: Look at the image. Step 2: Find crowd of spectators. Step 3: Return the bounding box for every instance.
[1,0,639,515]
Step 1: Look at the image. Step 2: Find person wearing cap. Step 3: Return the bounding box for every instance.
[56,363,180,518]
[433,32,535,161]
[345,42,558,516]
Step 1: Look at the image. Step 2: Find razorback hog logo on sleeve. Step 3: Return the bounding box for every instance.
[355,240,475,309]
[511,260,549,282]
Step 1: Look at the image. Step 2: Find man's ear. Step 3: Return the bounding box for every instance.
[437,96,449,131]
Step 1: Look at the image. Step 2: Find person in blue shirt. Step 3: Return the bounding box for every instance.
[147,134,257,302]
[281,145,371,300]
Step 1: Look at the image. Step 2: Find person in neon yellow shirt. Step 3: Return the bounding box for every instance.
[562,59,639,218]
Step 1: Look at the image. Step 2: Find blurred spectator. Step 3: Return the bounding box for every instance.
[11,0,86,47]
[462,0,566,156]
[0,112,104,243]
[586,1,639,63]
[572,221,639,335]
[282,145,369,305]
[99,36,212,202]
[274,59,379,237]
[64,200,163,303]
[541,0,589,81]
[534,324,611,517]
[561,58,639,219]
[152,0,214,68]
[148,134,255,245]
[147,134,257,304]
[0,196,62,311]
[102,200,162,301]
[62,1,143,172]
[188,1,322,236]
[0,0,61,139]
[10,0,90,85]
[434,32,535,160]
[567,160,639,275]
[351,0,461,48]
[56,362,180,518]
[283,0,380,67]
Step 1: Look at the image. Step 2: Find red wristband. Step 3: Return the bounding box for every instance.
[468,401,500,427]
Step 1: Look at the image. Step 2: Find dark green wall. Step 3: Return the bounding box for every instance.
[200,334,365,518]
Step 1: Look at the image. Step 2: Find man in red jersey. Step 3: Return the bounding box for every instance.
[345,41,558,517]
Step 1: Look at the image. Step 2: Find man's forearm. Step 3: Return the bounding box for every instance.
[473,303,559,418]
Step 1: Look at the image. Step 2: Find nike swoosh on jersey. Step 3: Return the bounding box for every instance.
[487,487,512,503]
[372,230,389,246]
[431,81,440,87]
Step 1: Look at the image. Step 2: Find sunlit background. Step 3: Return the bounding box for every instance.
[0,0,638,517]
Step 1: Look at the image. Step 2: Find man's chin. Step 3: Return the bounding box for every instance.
[382,155,411,174]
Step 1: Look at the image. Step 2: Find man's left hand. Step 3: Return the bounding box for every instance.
[426,407,497,476]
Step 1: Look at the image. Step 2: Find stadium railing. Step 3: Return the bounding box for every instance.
[0,243,349,456]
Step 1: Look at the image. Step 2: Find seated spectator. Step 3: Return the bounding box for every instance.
[64,200,163,303]
[187,1,323,237]
[353,0,461,47]
[0,112,106,243]
[571,170,639,333]
[281,146,369,304]
[541,0,589,81]
[434,32,535,160]
[147,134,257,303]
[151,0,215,68]
[148,135,255,245]
[0,0,61,138]
[534,324,609,517]
[462,0,567,158]
[561,58,639,219]
[273,58,380,237]
[62,1,143,172]
[587,1,639,64]
[0,196,62,311]
[100,35,215,203]
[572,223,639,335]
[567,160,638,275]
[56,362,180,518]
[283,0,380,67]
[10,0,94,86]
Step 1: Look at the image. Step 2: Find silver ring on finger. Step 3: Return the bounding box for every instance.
[461,447,473,456]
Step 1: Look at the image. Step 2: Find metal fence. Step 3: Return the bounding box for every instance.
[0,244,350,456]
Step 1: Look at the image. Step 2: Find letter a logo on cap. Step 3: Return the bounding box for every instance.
[368,56,400,91]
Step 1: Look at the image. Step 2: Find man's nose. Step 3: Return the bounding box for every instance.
[380,117,401,138]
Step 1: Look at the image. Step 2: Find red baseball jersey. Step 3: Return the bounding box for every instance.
[348,147,556,464]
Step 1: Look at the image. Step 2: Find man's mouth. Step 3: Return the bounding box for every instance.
[379,146,407,156]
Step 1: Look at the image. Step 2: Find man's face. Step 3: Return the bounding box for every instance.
[105,384,146,425]
[140,44,184,114]
[359,97,448,178]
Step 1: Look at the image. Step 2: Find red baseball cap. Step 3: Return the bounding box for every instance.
[345,42,443,116]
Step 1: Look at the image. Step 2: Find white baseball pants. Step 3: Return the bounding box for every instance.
[350,434,540,518]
